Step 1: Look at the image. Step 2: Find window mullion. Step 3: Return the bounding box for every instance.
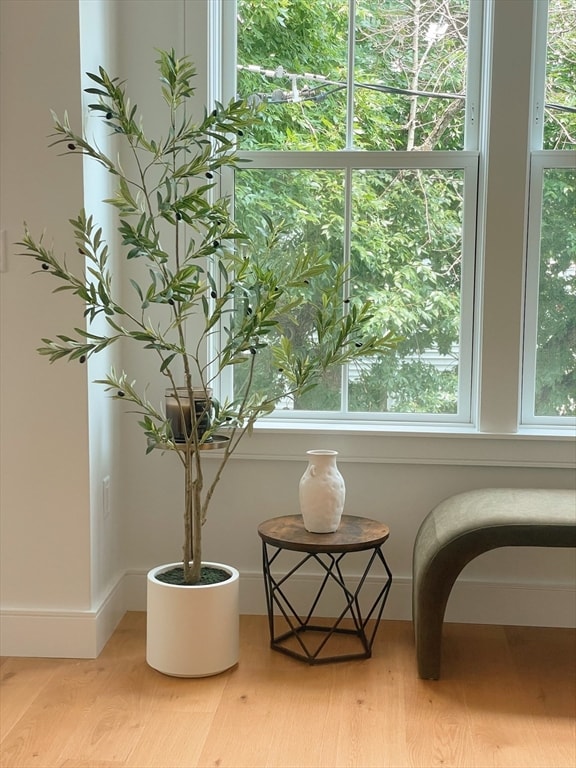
[346,0,356,151]
[521,156,544,423]
[478,0,535,433]
[464,0,483,151]
[341,166,354,413]
[530,0,549,151]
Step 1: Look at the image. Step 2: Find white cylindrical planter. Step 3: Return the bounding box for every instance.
[146,562,239,677]
[299,449,346,533]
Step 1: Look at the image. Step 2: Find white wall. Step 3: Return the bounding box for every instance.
[1,0,574,659]
[0,0,95,654]
[122,430,576,624]
[78,0,126,647]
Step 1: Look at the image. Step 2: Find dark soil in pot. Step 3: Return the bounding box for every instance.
[155,565,232,586]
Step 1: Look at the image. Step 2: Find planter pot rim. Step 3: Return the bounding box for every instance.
[147,561,239,588]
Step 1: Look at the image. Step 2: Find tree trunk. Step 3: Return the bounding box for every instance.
[183,449,202,584]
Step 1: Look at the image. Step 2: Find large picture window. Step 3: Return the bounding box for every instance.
[522,0,575,423]
[216,0,574,430]
[224,0,479,422]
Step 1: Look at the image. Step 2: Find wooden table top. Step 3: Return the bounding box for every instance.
[258,514,390,553]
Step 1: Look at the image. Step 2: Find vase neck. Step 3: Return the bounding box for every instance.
[307,450,338,467]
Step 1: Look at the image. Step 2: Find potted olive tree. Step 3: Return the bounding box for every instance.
[20,50,398,676]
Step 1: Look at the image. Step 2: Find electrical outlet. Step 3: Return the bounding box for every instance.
[102,476,111,519]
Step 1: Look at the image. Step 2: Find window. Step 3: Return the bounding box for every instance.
[541,0,576,151]
[522,0,575,424]
[216,0,575,430]
[222,0,480,423]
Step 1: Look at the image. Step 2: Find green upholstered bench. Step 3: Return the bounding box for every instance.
[412,488,576,679]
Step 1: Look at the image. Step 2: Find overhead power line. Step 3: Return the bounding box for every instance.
[238,63,576,114]
[238,63,464,104]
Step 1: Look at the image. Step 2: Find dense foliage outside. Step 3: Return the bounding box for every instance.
[236,0,468,152]
[534,168,575,417]
[235,0,469,416]
[544,0,576,150]
[233,0,575,418]
[533,0,576,417]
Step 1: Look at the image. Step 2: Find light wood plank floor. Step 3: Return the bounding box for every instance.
[1,613,574,768]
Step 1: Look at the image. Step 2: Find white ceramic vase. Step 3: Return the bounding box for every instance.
[146,561,239,677]
[299,449,345,533]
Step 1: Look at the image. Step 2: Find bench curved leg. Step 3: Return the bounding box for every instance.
[413,530,500,679]
[414,566,459,679]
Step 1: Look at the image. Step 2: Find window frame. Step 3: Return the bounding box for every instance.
[521,151,576,426]
[231,151,479,425]
[210,0,575,435]
[519,0,575,427]
[217,0,482,427]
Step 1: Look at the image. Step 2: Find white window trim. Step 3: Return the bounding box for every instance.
[518,0,575,428]
[218,0,481,428]
[476,0,533,434]
[210,0,576,439]
[233,152,478,426]
[522,151,576,427]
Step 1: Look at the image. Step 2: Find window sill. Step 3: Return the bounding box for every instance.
[255,418,575,439]
[215,419,576,469]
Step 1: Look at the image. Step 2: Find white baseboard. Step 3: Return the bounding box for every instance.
[124,568,576,628]
[94,576,130,653]
[2,570,574,658]
[444,578,576,627]
[0,576,126,658]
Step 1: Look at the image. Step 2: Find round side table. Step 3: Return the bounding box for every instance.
[258,514,393,665]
